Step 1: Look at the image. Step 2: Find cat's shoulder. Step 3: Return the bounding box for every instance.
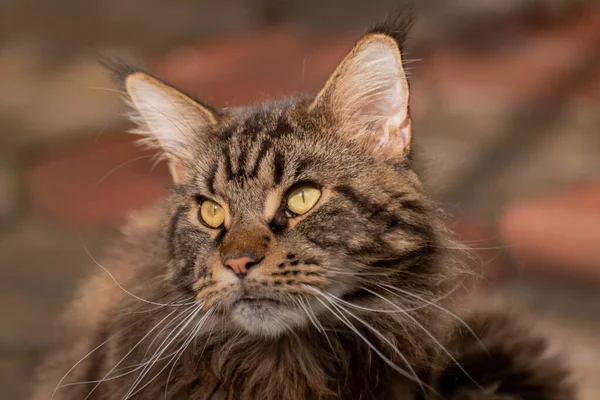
[433,304,576,399]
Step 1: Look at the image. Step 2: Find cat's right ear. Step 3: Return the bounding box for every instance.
[104,60,217,183]
[309,13,413,164]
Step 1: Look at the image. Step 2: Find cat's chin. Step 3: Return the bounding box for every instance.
[230,300,306,337]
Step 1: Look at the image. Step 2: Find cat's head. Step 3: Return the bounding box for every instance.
[111,17,454,338]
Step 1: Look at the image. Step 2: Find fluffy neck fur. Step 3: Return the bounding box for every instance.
[91,203,456,400]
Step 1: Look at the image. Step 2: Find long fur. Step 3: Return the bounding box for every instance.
[32,11,574,400]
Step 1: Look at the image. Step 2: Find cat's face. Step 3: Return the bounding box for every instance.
[164,104,433,337]
[120,33,443,337]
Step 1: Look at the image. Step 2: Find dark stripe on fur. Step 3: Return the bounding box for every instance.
[213,229,226,245]
[383,216,429,237]
[218,124,238,141]
[82,322,110,387]
[206,163,218,194]
[370,244,433,269]
[305,235,343,251]
[335,185,428,237]
[243,112,266,136]
[273,151,285,185]
[168,205,189,258]
[269,114,293,139]
[222,145,234,181]
[236,144,248,178]
[335,185,375,211]
[249,138,272,178]
[399,199,426,214]
[293,157,315,179]
[178,258,198,286]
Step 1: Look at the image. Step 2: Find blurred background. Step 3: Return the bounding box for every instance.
[0,0,599,398]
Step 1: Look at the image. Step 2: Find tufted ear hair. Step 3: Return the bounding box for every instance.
[310,14,413,163]
[103,59,218,182]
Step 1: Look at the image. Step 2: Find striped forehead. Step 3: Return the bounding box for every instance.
[198,109,309,214]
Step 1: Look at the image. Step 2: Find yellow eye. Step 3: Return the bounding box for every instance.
[199,199,225,228]
[286,185,321,215]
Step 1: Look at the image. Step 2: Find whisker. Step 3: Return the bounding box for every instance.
[433,244,514,251]
[88,86,127,95]
[135,305,199,372]
[308,287,428,394]
[52,334,115,398]
[52,297,193,398]
[123,303,205,398]
[115,287,197,321]
[81,240,195,307]
[361,286,485,392]
[323,275,461,313]
[83,307,185,399]
[57,347,186,388]
[121,306,201,398]
[293,296,322,333]
[376,283,488,354]
[326,269,393,277]
[163,309,214,399]
[94,114,127,143]
[293,295,338,356]
[193,321,215,371]
[97,156,154,184]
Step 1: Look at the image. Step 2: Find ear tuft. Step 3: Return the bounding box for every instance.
[366,7,414,50]
[99,56,143,92]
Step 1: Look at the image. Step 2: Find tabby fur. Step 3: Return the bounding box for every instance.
[32,13,575,400]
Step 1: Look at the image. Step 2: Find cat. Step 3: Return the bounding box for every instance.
[32,13,575,400]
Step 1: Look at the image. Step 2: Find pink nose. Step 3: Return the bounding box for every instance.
[223,255,259,277]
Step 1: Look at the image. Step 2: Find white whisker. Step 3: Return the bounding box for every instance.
[83,307,183,399]
[97,156,153,184]
[308,287,428,394]
[295,295,337,356]
[361,286,484,392]
[52,334,115,398]
[123,303,204,398]
[81,240,194,307]
[162,309,214,399]
[376,283,487,353]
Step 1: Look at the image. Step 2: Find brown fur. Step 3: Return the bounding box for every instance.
[32,13,575,400]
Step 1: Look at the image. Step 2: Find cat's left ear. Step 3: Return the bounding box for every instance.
[103,60,218,183]
[310,31,411,162]
[124,73,218,182]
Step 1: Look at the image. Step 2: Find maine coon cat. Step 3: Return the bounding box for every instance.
[32,14,575,400]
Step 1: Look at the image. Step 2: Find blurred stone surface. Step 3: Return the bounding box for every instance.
[0,162,18,227]
[0,352,37,400]
[0,219,105,349]
[0,218,106,399]
[499,182,600,282]
[450,217,510,286]
[420,9,600,115]
[0,0,264,53]
[154,28,355,106]
[27,132,169,228]
[0,45,124,152]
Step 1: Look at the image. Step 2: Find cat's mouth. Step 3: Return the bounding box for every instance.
[235,294,282,307]
[230,293,305,337]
